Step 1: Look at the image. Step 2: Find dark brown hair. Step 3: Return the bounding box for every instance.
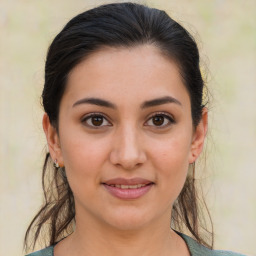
[24,2,213,252]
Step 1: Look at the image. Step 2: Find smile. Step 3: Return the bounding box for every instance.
[102,178,154,199]
[107,184,147,189]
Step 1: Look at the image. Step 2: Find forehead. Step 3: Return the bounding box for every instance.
[63,45,190,108]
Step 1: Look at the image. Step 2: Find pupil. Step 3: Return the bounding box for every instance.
[92,116,103,126]
[153,116,164,126]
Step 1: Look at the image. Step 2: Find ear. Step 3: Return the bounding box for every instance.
[42,113,64,167]
[189,108,208,164]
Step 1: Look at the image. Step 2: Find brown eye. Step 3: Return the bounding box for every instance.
[152,115,165,126]
[82,113,111,128]
[145,113,175,128]
[91,116,104,126]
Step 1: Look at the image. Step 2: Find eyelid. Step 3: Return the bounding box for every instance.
[80,111,175,129]
[144,111,175,127]
[81,112,112,128]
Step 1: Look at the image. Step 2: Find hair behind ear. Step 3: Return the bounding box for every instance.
[24,152,75,252]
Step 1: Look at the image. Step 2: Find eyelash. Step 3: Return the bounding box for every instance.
[145,112,175,128]
[81,112,175,129]
[81,112,111,129]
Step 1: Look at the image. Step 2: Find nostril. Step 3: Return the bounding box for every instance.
[109,148,147,170]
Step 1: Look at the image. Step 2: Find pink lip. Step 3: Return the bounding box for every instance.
[103,177,152,185]
[102,177,154,200]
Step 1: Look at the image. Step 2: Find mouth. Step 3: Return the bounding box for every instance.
[106,184,149,189]
[102,178,154,199]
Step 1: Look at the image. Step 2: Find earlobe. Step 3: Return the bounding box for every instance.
[42,113,64,166]
[189,108,208,163]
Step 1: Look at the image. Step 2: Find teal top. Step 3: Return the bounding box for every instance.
[26,233,246,256]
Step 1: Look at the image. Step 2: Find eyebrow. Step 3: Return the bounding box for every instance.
[72,96,182,109]
[73,98,117,109]
[140,96,182,108]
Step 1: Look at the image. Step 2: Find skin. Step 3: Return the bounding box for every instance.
[43,45,208,256]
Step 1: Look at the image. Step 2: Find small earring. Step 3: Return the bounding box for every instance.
[54,159,60,168]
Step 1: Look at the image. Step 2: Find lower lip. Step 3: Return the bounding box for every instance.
[103,184,153,200]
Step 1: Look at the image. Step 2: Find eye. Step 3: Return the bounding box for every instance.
[145,112,175,128]
[81,113,111,128]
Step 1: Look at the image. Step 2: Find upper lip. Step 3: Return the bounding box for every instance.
[102,177,153,185]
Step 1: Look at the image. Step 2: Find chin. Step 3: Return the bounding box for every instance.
[101,207,155,231]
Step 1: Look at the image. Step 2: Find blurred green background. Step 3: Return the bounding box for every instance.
[0,0,255,255]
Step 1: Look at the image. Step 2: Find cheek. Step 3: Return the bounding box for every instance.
[60,123,108,164]
[149,133,191,195]
[59,131,110,187]
[150,132,191,169]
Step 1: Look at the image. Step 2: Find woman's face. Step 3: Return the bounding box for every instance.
[44,45,207,231]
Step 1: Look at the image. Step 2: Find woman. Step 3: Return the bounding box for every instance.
[24,2,245,256]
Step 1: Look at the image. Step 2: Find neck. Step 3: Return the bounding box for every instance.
[55,212,188,256]
[72,225,174,256]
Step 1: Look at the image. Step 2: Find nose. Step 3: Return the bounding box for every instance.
[109,125,147,170]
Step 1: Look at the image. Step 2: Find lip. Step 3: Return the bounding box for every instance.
[102,177,154,200]
[103,177,153,186]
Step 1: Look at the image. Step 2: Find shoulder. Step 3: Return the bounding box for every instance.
[25,246,54,256]
[178,232,246,256]
[25,235,247,256]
